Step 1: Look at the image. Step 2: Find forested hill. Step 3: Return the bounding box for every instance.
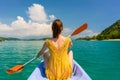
[0,37,20,41]
[96,20,120,40]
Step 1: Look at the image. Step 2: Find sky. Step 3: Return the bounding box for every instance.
[0,0,120,39]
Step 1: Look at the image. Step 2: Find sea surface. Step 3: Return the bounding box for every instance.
[0,40,120,80]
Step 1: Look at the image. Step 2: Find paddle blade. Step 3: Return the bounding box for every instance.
[6,65,24,74]
[71,23,88,36]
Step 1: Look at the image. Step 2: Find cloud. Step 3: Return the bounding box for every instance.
[49,15,56,21]
[0,23,13,37]
[0,16,52,38]
[0,4,57,39]
[73,29,99,38]
[62,28,71,36]
[83,30,99,37]
[28,4,47,23]
[0,3,97,39]
[0,4,72,39]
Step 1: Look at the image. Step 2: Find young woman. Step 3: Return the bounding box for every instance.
[36,19,73,80]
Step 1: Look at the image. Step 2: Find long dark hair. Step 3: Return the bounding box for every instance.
[52,19,63,38]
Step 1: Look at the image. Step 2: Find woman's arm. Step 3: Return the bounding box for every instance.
[69,41,72,48]
[36,42,47,58]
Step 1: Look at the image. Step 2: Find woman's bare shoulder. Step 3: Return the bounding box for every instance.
[62,36,66,39]
[45,38,52,42]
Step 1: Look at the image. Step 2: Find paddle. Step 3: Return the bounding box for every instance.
[68,23,88,37]
[6,57,36,74]
[6,23,88,74]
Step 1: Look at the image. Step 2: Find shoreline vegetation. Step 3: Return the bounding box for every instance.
[0,37,51,41]
[76,38,120,41]
[0,20,120,42]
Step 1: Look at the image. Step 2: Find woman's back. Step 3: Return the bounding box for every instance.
[45,36,72,80]
[50,35,67,48]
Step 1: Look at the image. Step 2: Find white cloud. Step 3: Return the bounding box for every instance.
[0,4,57,39]
[0,16,52,38]
[49,15,56,21]
[28,4,47,23]
[11,16,28,30]
[0,23,13,37]
[0,23,12,31]
[0,4,98,39]
[62,28,71,36]
[73,29,99,38]
[83,30,99,37]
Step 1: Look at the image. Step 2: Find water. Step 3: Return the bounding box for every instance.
[0,40,120,80]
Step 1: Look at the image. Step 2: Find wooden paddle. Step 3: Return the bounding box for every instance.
[6,23,88,74]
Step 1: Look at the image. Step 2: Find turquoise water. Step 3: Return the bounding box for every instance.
[0,40,120,80]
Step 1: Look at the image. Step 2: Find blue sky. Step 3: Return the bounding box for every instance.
[0,0,120,39]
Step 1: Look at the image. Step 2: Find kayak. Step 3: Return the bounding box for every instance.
[28,60,92,80]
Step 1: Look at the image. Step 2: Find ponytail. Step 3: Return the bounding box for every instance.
[52,19,63,38]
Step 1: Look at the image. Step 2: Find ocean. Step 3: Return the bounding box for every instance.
[0,40,120,80]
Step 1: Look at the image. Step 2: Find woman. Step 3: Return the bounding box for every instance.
[36,19,73,80]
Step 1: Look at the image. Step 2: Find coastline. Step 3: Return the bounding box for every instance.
[101,39,120,41]
[76,39,120,41]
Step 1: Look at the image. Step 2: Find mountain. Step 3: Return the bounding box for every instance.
[0,37,4,41]
[76,20,120,40]
[96,20,120,40]
[0,37,21,41]
[0,37,50,41]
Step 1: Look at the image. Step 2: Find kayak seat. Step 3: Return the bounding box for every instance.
[38,61,46,78]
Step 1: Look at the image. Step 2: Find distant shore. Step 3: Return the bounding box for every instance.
[76,38,120,41]
[102,39,120,41]
[89,39,120,41]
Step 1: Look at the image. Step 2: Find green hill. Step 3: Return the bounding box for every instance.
[96,20,120,40]
[0,37,20,41]
[0,37,5,41]
[76,20,120,40]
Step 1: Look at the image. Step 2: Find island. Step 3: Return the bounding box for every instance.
[0,37,5,41]
[76,20,120,40]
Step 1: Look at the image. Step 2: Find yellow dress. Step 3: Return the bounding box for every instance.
[45,37,72,80]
